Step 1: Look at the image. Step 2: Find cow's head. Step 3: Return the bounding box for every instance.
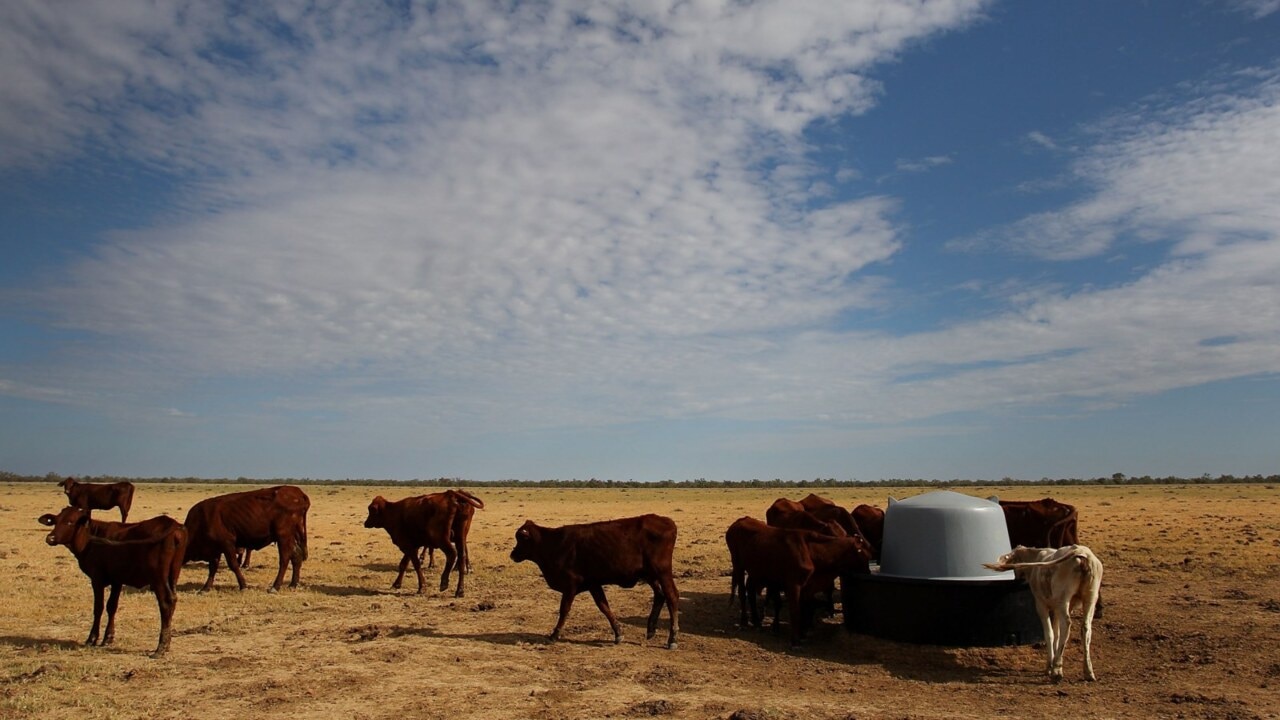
[45,506,90,548]
[364,496,388,529]
[510,520,542,563]
[58,477,76,493]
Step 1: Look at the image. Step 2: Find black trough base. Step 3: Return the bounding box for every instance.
[843,574,1043,647]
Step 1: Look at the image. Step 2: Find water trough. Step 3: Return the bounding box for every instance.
[842,490,1044,646]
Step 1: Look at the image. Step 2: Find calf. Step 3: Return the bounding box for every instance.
[183,486,310,592]
[419,489,484,573]
[365,490,483,597]
[510,514,679,649]
[985,545,1103,681]
[43,507,187,657]
[999,498,1079,548]
[766,498,846,537]
[851,504,885,561]
[60,477,135,522]
[725,516,814,647]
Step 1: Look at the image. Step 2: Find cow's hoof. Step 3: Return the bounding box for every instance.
[666,642,678,651]
[150,649,168,659]
[267,586,278,594]
[613,635,622,645]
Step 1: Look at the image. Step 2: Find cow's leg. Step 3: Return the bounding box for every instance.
[737,578,750,628]
[1051,600,1072,681]
[102,584,122,646]
[549,590,576,641]
[87,582,105,646]
[391,553,410,589]
[785,583,805,648]
[658,574,679,650]
[745,578,762,629]
[411,549,427,594]
[589,586,622,644]
[437,543,458,594]
[223,543,249,590]
[1034,601,1054,677]
[201,555,221,592]
[451,539,467,598]
[645,581,664,639]
[151,579,176,658]
[270,537,294,592]
[1081,595,1098,681]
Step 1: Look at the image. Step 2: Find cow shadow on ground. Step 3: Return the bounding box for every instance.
[0,635,84,651]
[635,591,1002,683]
[305,584,381,597]
[348,624,587,648]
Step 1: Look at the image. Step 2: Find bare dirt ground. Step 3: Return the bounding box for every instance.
[1,482,1278,719]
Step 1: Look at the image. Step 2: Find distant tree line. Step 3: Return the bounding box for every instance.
[3,470,1276,488]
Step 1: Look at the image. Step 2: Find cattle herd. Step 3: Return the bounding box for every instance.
[39,479,1101,681]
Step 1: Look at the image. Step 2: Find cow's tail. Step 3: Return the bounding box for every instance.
[984,546,1089,573]
[1047,509,1078,546]
[293,511,309,562]
[452,489,485,510]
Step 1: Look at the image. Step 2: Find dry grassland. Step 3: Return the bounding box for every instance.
[2,482,1278,719]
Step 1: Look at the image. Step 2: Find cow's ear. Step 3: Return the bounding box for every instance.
[37,513,56,526]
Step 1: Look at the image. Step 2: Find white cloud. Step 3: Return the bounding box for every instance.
[952,71,1280,260]
[3,0,987,434]
[5,1,1279,462]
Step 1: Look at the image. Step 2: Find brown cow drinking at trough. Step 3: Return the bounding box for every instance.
[183,485,310,592]
[365,490,484,597]
[60,477,135,522]
[42,506,187,657]
[851,504,885,561]
[510,514,680,649]
[727,516,873,646]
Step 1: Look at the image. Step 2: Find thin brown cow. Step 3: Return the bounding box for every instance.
[183,486,310,592]
[511,514,680,649]
[43,506,187,657]
[60,477,135,522]
[365,490,484,597]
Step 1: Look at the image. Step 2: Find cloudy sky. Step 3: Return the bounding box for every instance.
[2,0,1279,481]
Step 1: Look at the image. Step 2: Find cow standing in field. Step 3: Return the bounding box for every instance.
[365,490,484,597]
[60,477,135,522]
[510,514,680,649]
[42,506,187,657]
[183,485,310,592]
[418,489,484,573]
[727,517,873,646]
[725,517,814,647]
[766,498,847,537]
[985,544,1103,681]
[999,498,1079,548]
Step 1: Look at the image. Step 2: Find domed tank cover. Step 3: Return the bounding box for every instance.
[878,490,1014,581]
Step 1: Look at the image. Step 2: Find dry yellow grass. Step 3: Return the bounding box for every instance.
[2,482,1278,719]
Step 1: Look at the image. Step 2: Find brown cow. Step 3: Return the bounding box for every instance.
[851,504,885,561]
[183,486,310,592]
[999,498,1079,548]
[510,514,679,649]
[419,489,484,573]
[60,477,135,522]
[766,498,847,537]
[43,506,187,657]
[725,517,813,647]
[365,490,484,597]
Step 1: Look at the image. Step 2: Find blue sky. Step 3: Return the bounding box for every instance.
[3,0,1279,481]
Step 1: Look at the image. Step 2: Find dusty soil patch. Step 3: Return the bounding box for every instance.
[2,483,1278,719]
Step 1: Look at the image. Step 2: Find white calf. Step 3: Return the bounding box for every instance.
[985,544,1103,681]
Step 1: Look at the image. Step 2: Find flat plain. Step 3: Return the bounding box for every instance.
[1,482,1278,719]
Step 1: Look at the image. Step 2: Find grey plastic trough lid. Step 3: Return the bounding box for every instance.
[877,490,1014,581]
